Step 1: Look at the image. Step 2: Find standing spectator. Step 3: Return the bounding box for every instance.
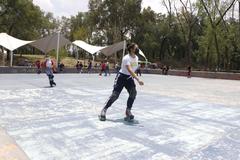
[105,61,110,76]
[165,65,169,75]
[76,60,80,72]
[35,60,41,74]
[187,65,192,78]
[76,60,83,73]
[59,62,65,72]
[96,63,100,69]
[136,64,142,76]
[115,62,120,73]
[94,63,98,69]
[87,60,92,73]
[99,61,106,76]
[162,65,166,75]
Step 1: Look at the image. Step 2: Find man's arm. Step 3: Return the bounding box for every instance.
[126,65,144,86]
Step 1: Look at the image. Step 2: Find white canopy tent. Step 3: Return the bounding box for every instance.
[100,41,126,57]
[29,33,71,65]
[0,33,33,66]
[73,40,105,55]
[73,40,148,62]
[72,40,105,61]
[0,33,147,67]
[100,40,148,62]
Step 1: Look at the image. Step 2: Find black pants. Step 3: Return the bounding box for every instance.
[104,73,137,110]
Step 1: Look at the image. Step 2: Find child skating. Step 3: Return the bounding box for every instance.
[99,43,144,122]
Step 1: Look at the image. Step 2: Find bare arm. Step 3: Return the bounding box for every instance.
[126,65,144,86]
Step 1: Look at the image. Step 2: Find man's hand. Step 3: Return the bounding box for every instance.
[126,65,144,86]
[137,79,144,86]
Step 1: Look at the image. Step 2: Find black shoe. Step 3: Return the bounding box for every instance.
[50,81,53,87]
[98,115,106,121]
[99,108,107,121]
[125,109,134,120]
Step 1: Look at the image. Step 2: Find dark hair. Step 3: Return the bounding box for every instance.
[127,43,137,52]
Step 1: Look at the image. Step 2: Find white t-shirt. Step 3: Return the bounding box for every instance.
[120,54,139,75]
[46,59,52,68]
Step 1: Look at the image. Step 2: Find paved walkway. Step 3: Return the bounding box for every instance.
[0,127,29,160]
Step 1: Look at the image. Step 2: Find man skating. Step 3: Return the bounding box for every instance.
[99,43,144,122]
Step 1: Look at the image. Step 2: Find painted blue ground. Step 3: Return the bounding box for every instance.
[0,74,239,160]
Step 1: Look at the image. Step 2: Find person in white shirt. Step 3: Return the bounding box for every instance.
[99,43,144,121]
[44,56,56,87]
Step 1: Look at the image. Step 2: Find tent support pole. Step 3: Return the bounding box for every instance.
[56,32,60,68]
[145,59,148,68]
[10,51,13,67]
[122,40,126,60]
[2,50,5,66]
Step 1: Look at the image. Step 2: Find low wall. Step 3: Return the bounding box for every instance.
[0,67,38,74]
[0,67,102,74]
[143,69,240,80]
[0,67,240,80]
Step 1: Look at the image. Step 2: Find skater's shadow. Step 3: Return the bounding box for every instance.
[107,118,140,126]
[43,86,54,88]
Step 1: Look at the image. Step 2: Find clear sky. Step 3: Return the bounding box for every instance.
[33,0,168,17]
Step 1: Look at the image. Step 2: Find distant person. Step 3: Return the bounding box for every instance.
[187,65,192,78]
[94,63,98,69]
[87,60,92,73]
[165,65,169,75]
[162,65,166,75]
[43,56,56,87]
[59,62,65,72]
[35,60,41,74]
[79,62,83,73]
[24,59,28,66]
[105,61,110,76]
[136,64,142,76]
[76,61,83,73]
[115,62,120,73]
[99,61,106,76]
[99,43,144,122]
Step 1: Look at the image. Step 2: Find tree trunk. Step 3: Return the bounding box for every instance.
[206,45,210,70]
[224,46,230,71]
[213,31,220,71]
[159,37,167,61]
[187,28,193,66]
[239,1,240,33]
[8,23,15,35]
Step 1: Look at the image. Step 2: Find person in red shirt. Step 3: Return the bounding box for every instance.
[35,60,41,74]
[99,61,106,76]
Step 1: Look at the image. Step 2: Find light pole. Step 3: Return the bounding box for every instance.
[56,31,60,68]
[10,51,13,67]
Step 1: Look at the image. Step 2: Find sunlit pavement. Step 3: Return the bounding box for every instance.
[0,74,239,160]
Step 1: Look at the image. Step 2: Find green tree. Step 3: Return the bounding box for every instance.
[0,0,55,40]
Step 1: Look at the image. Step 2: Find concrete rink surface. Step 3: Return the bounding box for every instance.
[0,74,239,160]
